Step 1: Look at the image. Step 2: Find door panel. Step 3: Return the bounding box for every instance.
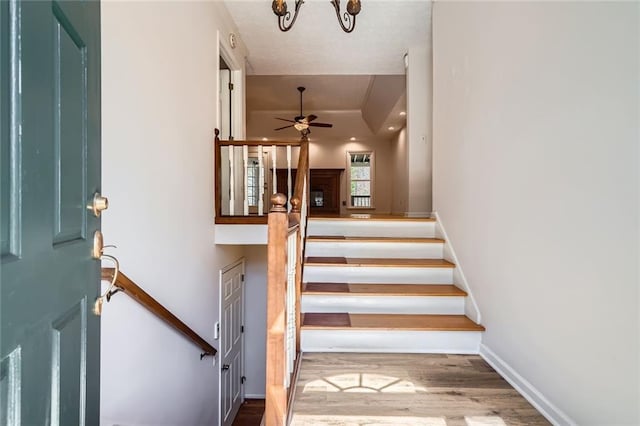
[53,4,88,245]
[1,0,20,260]
[1,1,101,424]
[220,261,244,426]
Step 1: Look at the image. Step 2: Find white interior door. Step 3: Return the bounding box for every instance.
[219,259,245,426]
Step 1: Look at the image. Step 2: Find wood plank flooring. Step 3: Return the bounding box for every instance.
[307,236,444,243]
[290,353,550,426]
[232,399,265,426]
[303,283,467,297]
[305,257,455,268]
[310,214,435,221]
[302,313,485,331]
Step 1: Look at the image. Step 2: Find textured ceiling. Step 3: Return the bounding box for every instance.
[225,0,431,75]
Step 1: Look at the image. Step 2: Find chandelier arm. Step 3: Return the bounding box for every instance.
[277,0,303,32]
[330,0,357,33]
[338,11,356,33]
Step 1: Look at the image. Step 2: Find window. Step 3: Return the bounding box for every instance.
[347,151,374,208]
[246,158,260,207]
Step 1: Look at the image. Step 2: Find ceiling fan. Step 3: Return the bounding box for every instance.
[274,86,333,134]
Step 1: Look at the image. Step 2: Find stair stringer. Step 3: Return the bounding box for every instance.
[434,211,482,325]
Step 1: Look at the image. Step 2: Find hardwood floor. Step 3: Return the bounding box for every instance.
[310,214,435,221]
[303,283,468,297]
[306,236,444,243]
[305,257,456,268]
[232,399,265,426]
[302,313,485,331]
[290,353,550,426]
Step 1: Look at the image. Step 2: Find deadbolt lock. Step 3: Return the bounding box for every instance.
[90,193,109,217]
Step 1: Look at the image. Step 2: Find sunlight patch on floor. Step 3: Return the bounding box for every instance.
[465,416,507,426]
[291,414,447,426]
[302,373,427,394]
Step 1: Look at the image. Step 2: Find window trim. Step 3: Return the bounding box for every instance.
[346,150,375,210]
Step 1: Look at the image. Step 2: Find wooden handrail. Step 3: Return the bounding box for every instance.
[291,136,309,212]
[101,268,217,357]
[217,140,303,147]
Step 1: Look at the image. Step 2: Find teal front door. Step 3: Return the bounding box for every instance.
[1,0,102,424]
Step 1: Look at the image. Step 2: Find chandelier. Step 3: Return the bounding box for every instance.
[272,0,362,33]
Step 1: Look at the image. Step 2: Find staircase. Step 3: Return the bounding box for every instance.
[300,215,484,353]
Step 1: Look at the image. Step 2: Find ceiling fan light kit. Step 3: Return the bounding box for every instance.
[272,0,361,33]
[273,86,334,135]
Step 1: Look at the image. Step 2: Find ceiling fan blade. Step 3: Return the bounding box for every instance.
[306,114,318,122]
[275,117,297,123]
[274,124,295,131]
[309,122,333,128]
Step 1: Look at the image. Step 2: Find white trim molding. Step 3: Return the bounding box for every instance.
[244,393,266,399]
[433,211,481,324]
[480,344,576,426]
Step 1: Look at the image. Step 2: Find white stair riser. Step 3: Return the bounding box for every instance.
[301,329,481,354]
[307,220,436,238]
[305,241,444,259]
[303,266,453,284]
[302,295,465,314]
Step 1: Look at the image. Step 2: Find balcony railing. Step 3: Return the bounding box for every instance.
[214,129,303,224]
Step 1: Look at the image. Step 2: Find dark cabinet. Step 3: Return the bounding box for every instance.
[276,168,343,215]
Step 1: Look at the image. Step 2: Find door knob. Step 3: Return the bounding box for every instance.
[90,193,109,217]
[221,364,230,371]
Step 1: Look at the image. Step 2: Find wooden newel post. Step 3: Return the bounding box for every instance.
[290,196,301,213]
[265,193,288,426]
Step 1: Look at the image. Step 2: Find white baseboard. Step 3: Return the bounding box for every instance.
[479,344,576,426]
[244,393,266,399]
[433,211,482,324]
[403,211,433,218]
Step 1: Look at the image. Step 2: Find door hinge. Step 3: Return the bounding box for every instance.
[241,274,245,282]
[241,376,246,384]
[229,82,234,91]
[241,325,244,333]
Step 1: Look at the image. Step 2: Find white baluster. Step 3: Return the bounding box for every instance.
[272,145,277,195]
[258,145,264,215]
[229,146,235,216]
[287,145,292,212]
[243,145,248,216]
[301,175,308,241]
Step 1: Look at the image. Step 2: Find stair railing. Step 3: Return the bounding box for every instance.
[265,136,309,426]
[101,268,216,358]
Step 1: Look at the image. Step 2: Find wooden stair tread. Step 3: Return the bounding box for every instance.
[303,283,467,297]
[304,257,455,268]
[309,214,435,222]
[302,313,485,331]
[306,236,444,243]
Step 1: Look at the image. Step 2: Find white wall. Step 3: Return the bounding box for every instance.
[310,139,393,215]
[242,246,268,397]
[433,2,639,425]
[101,2,247,425]
[406,46,433,215]
[390,127,409,215]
